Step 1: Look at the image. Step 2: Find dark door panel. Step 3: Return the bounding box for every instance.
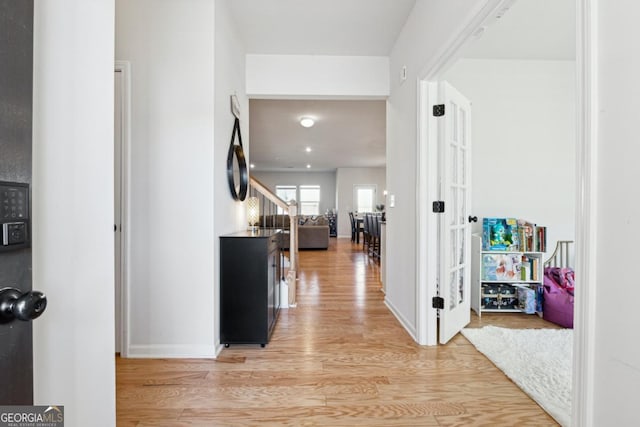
[0,0,35,405]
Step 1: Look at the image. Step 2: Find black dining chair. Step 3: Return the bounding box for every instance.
[362,213,371,252]
[348,212,356,242]
[369,213,381,261]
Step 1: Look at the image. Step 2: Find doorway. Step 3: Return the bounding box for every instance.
[417,0,577,342]
[416,0,593,423]
[440,0,576,342]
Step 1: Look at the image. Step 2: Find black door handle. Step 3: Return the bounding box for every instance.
[468,215,478,223]
[0,287,47,323]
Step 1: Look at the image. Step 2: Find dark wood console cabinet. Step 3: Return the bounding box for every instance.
[219,230,281,347]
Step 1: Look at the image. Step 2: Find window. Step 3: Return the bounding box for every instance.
[276,185,297,214]
[299,185,320,215]
[354,185,376,213]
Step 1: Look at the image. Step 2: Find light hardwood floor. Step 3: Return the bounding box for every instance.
[117,238,560,426]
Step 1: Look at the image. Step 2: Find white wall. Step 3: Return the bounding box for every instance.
[443,58,576,252]
[116,0,217,357]
[335,167,386,237]
[592,2,640,424]
[246,54,389,98]
[32,0,116,425]
[213,0,249,349]
[251,171,337,215]
[386,0,486,337]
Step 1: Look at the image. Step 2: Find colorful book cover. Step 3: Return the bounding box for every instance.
[482,253,522,280]
[482,218,520,251]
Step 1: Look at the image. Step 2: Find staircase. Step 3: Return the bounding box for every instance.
[249,176,299,307]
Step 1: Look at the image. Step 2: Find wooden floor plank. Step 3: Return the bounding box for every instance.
[117,238,560,425]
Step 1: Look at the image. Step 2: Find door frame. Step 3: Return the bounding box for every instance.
[415,0,597,425]
[572,1,597,425]
[114,60,132,357]
[416,0,510,346]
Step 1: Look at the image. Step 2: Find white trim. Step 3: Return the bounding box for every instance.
[114,61,132,357]
[415,0,513,346]
[416,80,439,345]
[573,0,597,425]
[417,0,512,79]
[128,344,218,359]
[215,343,225,357]
[384,298,417,341]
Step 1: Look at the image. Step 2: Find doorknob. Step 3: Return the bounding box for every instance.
[0,287,47,323]
[468,215,478,223]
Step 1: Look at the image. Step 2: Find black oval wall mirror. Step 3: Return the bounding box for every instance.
[227,143,247,201]
[227,95,248,201]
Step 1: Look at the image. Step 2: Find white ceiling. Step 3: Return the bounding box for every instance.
[228,0,417,56]
[249,100,386,172]
[236,0,575,172]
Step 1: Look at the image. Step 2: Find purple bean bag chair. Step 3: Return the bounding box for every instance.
[543,267,574,328]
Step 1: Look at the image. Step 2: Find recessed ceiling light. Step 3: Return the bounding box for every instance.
[300,117,315,128]
[250,163,255,169]
[305,147,312,153]
[306,164,311,169]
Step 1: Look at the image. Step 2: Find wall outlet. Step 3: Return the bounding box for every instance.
[389,195,396,208]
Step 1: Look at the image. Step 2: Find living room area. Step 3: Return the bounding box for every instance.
[248,99,388,252]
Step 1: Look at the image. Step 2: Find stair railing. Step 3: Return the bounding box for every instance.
[249,176,298,307]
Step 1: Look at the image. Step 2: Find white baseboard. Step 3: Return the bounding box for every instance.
[385,297,418,342]
[127,344,218,358]
[214,343,225,357]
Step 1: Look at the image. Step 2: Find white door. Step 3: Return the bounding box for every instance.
[438,81,472,344]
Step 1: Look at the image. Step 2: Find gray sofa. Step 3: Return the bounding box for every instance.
[259,214,329,250]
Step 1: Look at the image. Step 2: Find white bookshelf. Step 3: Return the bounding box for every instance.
[471,234,544,317]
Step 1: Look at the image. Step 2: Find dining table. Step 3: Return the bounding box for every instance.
[355,215,364,243]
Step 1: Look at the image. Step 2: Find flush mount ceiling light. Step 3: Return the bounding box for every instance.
[305,147,312,153]
[306,164,311,169]
[250,163,255,169]
[299,117,315,128]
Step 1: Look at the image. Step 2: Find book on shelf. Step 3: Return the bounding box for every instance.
[521,255,532,280]
[537,226,547,252]
[517,219,535,252]
[519,220,547,252]
[482,217,547,252]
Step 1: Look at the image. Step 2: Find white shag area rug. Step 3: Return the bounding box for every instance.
[461,326,572,427]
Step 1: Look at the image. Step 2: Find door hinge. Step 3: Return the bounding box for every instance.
[433,104,445,117]
[432,201,445,213]
[432,296,444,309]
